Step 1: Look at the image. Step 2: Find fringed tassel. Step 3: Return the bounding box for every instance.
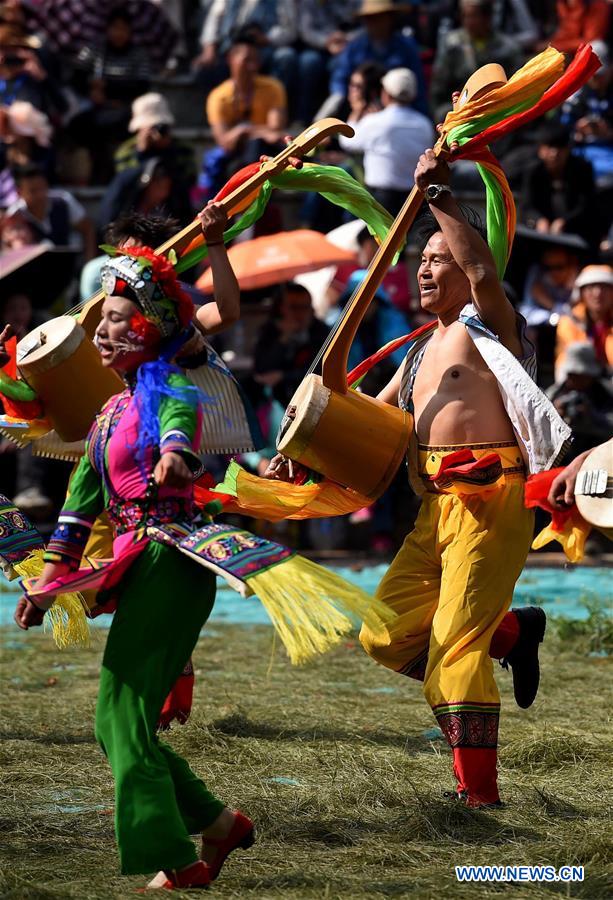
[248,555,394,665]
[13,550,90,648]
[42,594,91,649]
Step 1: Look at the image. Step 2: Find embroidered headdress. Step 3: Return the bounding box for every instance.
[100,246,193,341]
[100,245,207,468]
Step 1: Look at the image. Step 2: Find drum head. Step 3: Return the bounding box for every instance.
[17,316,84,374]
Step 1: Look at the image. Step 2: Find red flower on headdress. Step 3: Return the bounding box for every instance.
[129,309,161,347]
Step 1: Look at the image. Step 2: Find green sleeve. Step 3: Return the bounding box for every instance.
[43,452,105,568]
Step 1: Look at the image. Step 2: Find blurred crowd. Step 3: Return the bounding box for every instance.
[0,0,611,554]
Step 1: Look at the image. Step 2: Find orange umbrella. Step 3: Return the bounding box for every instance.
[196,229,356,293]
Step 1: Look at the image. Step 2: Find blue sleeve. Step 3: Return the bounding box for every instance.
[330,42,355,95]
[380,306,411,366]
[402,37,429,117]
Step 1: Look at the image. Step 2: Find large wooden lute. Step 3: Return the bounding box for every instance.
[77,117,354,336]
[276,65,507,499]
[13,119,354,442]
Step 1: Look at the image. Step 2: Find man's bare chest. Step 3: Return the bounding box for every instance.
[412,328,498,404]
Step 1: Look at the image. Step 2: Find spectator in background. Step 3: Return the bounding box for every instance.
[491,0,539,51]
[563,41,612,177]
[337,270,409,383]
[68,8,152,182]
[148,0,188,62]
[328,225,413,318]
[253,282,330,408]
[71,8,151,103]
[562,41,613,241]
[6,163,96,258]
[326,0,428,118]
[97,157,193,236]
[520,245,580,328]
[521,121,597,246]
[0,100,53,209]
[430,0,522,123]
[114,93,196,186]
[519,243,580,376]
[272,0,362,124]
[0,291,38,341]
[555,264,613,376]
[548,0,610,53]
[345,61,385,124]
[0,25,65,118]
[547,341,613,455]
[0,209,35,248]
[205,30,286,190]
[340,67,434,215]
[193,0,292,92]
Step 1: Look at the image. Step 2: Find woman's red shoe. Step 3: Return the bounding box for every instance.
[142,859,211,891]
[201,810,255,880]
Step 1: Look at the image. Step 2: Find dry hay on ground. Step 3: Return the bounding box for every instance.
[0,621,611,899]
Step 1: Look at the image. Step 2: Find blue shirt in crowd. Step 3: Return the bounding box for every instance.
[330,31,429,117]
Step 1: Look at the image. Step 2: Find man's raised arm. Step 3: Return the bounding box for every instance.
[415,149,521,354]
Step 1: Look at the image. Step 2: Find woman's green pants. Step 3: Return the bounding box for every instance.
[95,542,224,875]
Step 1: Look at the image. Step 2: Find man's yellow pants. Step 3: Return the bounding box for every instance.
[360,443,534,805]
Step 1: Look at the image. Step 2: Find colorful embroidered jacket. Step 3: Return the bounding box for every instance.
[44,374,204,569]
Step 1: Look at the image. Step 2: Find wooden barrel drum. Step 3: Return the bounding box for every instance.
[278,374,412,500]
[17,316,123,442]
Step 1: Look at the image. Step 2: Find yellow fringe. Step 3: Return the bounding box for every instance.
[13,550,90,649]
[249,555,395,665]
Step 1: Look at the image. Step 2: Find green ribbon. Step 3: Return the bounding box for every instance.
[176,164,395,274]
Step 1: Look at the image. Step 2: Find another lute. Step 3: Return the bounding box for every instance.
[575,439,613,539]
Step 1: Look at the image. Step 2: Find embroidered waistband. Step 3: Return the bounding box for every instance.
[418,440,518,451]
[107,496,193,535]
[417,445,525,494]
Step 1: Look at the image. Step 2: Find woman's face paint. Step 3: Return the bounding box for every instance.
[95,296,160,372]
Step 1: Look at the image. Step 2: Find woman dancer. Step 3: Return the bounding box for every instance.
[14,245,254,890]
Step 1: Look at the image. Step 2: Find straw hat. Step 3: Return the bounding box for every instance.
[575,438,613,537]
[129,93,175,133]
[358,0,409,16]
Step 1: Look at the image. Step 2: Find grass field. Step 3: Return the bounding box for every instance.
[0,613,611,900]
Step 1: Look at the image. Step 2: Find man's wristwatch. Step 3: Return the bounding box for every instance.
[425,184,452,202]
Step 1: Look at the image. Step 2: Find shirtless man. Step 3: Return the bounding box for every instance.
[359,148,571,808]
